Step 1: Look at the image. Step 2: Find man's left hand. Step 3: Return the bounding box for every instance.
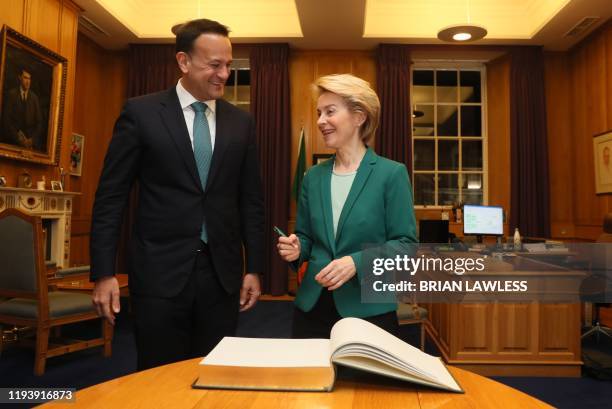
[240,273,261,312]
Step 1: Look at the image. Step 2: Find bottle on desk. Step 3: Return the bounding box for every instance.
[513,228,522,251]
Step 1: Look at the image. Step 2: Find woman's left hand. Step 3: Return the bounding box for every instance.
[315,256,356,290]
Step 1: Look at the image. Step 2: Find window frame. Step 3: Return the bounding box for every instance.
[410,61,489,209]
[225,58,250,111]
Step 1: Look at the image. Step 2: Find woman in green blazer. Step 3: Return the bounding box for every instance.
[278,74,417,338]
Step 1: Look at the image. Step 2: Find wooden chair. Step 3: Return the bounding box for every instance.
[397,301,428,351]
[0,208,112,375]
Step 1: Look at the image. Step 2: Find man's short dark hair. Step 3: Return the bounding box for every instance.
[174,19,230,54]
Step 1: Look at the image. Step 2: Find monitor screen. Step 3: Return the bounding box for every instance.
[463,205,504,236]
[419,220,449,243]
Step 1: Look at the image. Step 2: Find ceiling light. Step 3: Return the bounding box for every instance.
[438,24,487,42]
[437,0,487,43]
[453,32,471,41]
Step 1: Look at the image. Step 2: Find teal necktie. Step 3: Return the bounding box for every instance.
[191,102,212,242]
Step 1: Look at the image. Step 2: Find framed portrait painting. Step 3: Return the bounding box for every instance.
[593,130,612,194]
[0,25,67,165]
[70,133,84,176]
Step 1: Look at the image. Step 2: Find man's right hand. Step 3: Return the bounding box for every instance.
[17,131,32,149]
[92,276,120,325]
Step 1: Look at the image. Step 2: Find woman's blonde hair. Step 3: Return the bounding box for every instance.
[312,74,380,144]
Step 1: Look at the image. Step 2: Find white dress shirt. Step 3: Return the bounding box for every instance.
[175,79,216,151]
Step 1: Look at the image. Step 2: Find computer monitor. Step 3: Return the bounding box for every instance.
[463,205,504,242]
[419,220,450,243]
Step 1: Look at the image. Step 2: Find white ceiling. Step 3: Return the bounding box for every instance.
[74,0,612,51]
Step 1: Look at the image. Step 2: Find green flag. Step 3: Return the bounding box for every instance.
[291,127,306,203]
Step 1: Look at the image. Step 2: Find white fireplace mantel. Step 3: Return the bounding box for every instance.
[0,186,79,268]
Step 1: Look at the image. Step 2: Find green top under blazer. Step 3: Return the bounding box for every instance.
[294,148,417,318]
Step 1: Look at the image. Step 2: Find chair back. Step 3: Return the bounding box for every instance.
[0,208,46,300]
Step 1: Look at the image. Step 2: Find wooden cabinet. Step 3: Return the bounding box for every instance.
[424,301,581,376]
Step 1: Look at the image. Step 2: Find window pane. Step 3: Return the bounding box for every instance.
[226,70,236,86]
[414,174,435,205]
[436,70,457,103]
[223,86,234,100]
[237,85,250,101]
[462,140,483,170]
[461,106,481,136]
[414,140,435,170]
[413,70,434,103]
[224,70,236,100]
[438,140,459,170]
[437,105,458,136]
[438,173,459,206]
[462,174,483,205]
[237,70,250,85]
[460,71,481,102]
[413,105,434,136]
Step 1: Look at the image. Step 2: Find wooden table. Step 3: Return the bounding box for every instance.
[41,358,553,408]
[52,273,129,296]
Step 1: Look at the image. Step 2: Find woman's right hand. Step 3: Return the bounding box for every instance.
[277,234,301,262]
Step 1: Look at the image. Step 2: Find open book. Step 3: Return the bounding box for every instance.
[193,317,463,393]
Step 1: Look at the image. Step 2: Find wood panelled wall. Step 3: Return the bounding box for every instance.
[0,0,79,190]
[69,34,127,265]
[545,21,612,240]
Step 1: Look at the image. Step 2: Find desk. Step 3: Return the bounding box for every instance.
[424,255,583,377]
[40,357,552,408]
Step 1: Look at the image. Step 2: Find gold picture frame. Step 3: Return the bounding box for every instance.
[0,25,67,165]
[593,130,612,194]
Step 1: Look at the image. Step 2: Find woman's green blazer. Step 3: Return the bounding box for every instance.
[294,148,417,318]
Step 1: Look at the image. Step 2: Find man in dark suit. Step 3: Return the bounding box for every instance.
[2,67,44,151]
[90,19,264,370]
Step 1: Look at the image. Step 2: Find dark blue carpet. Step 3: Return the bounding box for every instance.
[1,300,611,409]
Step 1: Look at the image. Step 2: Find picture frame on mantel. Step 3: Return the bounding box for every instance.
[0,25,67,165]
[593,129,612,194]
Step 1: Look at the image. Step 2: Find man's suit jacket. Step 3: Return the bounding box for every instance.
[294,148,417,318]
[2,87,43,150]
[90,87,264,298]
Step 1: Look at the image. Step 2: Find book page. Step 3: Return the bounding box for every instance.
[201,337,331,368]
[330,318,450,385]
[332,355,461,392]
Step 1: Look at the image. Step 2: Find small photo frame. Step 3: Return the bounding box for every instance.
[17,172,32,188]
[313,153,333,165]
[593,130,612,194]
[50,180,62,191]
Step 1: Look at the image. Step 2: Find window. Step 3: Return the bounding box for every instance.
[411,64,486,207]
[224,58,250,112]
